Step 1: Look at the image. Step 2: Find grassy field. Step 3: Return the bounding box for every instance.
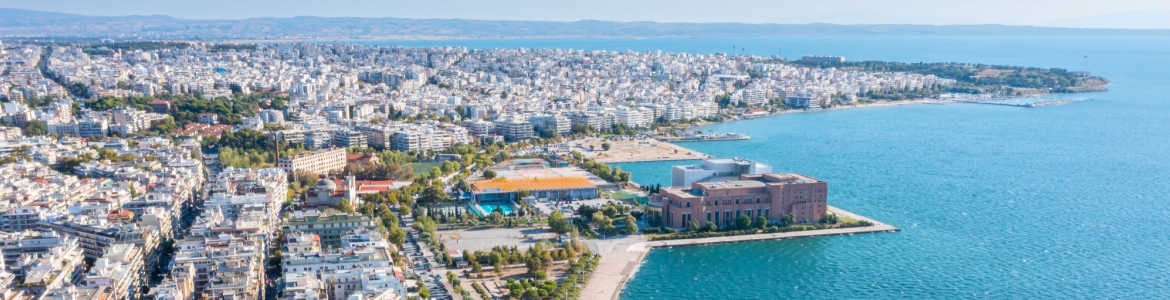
[605,190,649,205]
[409,162,443,178]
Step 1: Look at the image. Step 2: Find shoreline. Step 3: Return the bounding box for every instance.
[581,205,898,300]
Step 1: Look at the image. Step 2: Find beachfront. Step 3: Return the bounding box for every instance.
[581,206,899,300]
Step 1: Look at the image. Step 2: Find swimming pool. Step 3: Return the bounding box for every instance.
[469,202,516,216]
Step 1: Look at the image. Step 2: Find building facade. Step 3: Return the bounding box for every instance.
[280,148,347,175]
[657,173,827,229]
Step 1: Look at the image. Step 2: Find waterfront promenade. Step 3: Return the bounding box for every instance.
[581,206,898,300]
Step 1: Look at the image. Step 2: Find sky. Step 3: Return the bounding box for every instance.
[3,0,1170,29]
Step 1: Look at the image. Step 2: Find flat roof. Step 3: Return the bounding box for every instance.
[472,176,597,193]
[696,180,766,190]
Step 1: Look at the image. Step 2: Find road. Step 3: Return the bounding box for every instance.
[401,214,454,300]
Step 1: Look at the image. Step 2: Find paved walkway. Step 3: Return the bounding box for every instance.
[580,206,898,300]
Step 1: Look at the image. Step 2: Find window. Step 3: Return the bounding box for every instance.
[707,212,712,221]
[686,202,691,208]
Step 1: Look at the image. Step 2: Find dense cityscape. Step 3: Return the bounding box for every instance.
[0,38,1101,300]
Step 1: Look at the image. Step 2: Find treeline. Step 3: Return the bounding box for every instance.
[38,46,92,99]
[82,41,191,55]
[84,91,289,126]
[565,151,630,184]
[205,129,276,168]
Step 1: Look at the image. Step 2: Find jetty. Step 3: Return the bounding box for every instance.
[955,97,1088,108]
[581,206,898,300]
[658,132,750,143]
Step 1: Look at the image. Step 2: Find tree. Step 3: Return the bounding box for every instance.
[622,215,638,234]
[22,120,47,137]
[418,184,450,207]
[781,214,795,226]
[336,198,355,213]
[754,216,768,229]
[601,142,611,151]
[418,285,430,298]
[594,210,613,234]
[547,211,571,236]
[686,220,702,232]
[736,215,752,230]
[482,169,496,179]
[702,221,718,232]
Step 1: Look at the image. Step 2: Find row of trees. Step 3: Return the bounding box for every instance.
[500,251,599,299]
[578,157,631,184]
[84,91,289,127]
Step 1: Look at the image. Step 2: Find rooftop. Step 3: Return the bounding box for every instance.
[472,176,597,193]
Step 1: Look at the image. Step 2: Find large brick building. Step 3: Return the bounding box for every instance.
[657,173,827,229]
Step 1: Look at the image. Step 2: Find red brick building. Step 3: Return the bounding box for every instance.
[657,173,827,229]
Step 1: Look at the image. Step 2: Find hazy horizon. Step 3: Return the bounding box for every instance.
[3,0,1170,29]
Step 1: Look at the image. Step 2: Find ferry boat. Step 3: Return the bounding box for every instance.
[661,132,750,142]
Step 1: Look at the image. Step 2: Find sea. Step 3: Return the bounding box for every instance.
[368,35,1170,298]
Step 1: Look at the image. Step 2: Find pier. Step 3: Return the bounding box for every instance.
[581,206,898,300]
[955,97,1088,108]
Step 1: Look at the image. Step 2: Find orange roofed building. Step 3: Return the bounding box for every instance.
[471,176,599,202]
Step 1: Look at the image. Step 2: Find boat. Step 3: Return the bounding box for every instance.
[661,132,751,142]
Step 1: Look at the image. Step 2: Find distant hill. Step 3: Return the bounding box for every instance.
[2,8,1169,41]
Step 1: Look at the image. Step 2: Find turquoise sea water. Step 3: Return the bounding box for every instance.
[375,35,1170,298]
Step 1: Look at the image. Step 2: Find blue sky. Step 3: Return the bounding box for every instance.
[4,0,1170,28]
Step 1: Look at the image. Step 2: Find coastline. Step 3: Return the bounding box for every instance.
[581,205,898,300]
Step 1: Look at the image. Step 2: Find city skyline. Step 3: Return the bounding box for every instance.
[2,0,1170,29]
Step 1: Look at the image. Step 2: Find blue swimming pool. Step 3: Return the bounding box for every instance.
[469,202,515,216]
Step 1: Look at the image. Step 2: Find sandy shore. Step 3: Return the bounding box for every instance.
[571,138,711,163]
[581,206,898,300]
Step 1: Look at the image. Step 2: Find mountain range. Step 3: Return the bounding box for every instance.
[2,8,1169,41]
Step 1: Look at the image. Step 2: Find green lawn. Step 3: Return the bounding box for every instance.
[605,190,649,205]
[409,162,443,178]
